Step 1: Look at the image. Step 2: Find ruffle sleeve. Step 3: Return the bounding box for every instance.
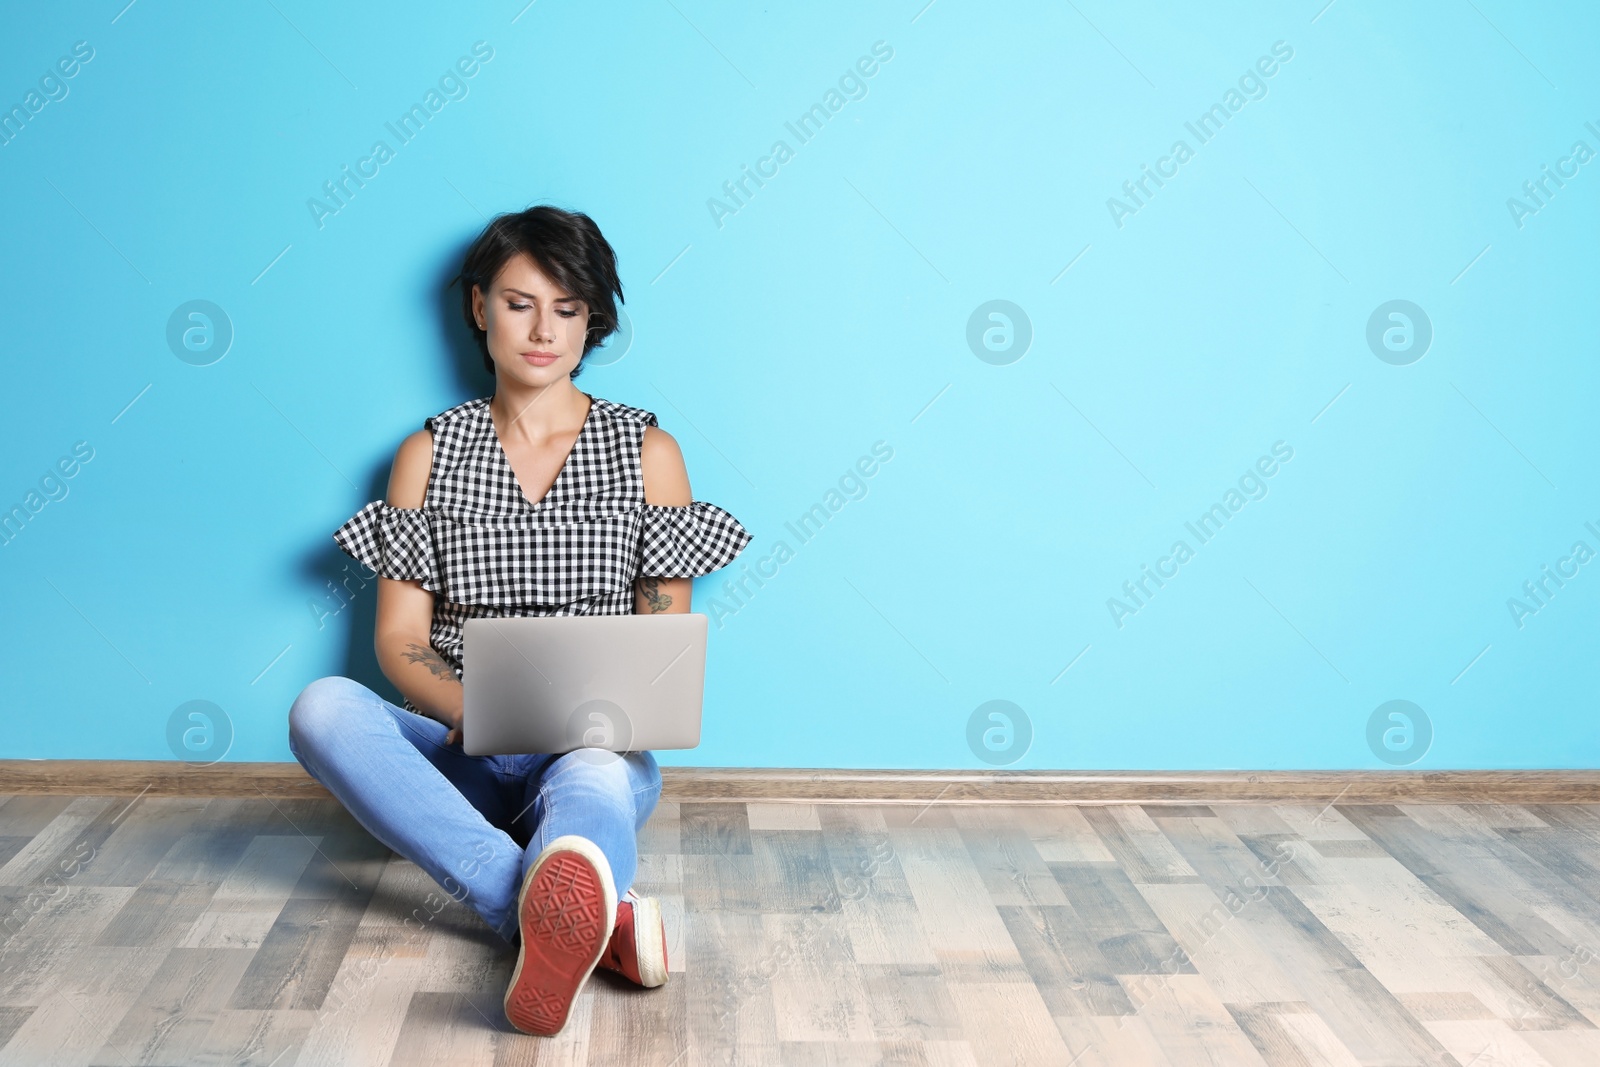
[332,500,437,590]
[637,501,754,578]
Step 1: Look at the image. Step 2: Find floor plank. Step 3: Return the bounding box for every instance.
[0,798,1595,1064]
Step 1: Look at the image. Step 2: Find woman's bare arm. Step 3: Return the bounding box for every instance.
[635,425,693,615]
[374,427,466,742]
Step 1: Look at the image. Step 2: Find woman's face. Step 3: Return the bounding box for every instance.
[472,252,589,384]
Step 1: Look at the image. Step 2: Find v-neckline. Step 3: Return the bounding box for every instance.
[485,393,595,509]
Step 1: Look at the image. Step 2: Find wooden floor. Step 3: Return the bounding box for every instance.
[2,797,1599,1066]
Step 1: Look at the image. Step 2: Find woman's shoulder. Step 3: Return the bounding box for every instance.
[401,398,489,495]
[423,395,489,433]
[589,394,659,429]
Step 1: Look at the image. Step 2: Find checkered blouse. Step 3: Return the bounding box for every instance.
[332,393,753,711]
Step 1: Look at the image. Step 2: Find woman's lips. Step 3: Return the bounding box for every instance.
[521,352,558,365]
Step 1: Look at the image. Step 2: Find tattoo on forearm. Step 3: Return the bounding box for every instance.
[640,577,673,613]
[403,641,459,681]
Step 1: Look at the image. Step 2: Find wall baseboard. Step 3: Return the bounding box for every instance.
[2,761,1597,804]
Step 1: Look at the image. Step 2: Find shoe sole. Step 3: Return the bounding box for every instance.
[504,835,617,1036]
[630,894,670,988]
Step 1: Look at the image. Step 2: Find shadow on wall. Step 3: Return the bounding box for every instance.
[292,234,491,705]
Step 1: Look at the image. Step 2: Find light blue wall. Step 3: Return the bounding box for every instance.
[3,1,1595,769]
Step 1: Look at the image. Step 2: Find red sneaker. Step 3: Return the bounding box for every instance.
[503,835,617,1036]
[596,887,669,988]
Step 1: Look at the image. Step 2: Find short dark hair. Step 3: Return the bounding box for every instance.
[449,205,624,379]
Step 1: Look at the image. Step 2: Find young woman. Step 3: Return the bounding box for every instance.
[287,206,752,1036]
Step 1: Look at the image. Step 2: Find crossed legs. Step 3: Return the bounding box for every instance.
[287,675,662,944]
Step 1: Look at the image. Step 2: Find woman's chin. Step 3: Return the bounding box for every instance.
[500,361,571,384]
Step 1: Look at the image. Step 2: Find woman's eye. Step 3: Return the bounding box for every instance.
[559,310,578,318]
[507,302,530,311]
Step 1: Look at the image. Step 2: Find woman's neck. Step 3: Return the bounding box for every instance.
[490,378,590,444]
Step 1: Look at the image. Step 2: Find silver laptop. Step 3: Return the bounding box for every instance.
[461,613,707,757]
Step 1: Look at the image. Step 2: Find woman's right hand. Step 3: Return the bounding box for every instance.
[443,706,464,747]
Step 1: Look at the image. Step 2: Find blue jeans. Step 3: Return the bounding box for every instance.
[287,675,663,945]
